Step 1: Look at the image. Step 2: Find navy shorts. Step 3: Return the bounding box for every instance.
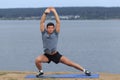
[44,52,62,64]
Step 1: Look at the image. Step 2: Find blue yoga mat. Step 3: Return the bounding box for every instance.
[25,73,99,78]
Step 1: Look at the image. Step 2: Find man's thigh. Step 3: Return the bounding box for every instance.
[60,56,73,65]
[36,54,49,63]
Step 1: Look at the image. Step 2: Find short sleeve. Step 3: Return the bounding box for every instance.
[54,30,59,35]
[41,29,46,35]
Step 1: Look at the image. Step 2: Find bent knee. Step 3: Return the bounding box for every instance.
[35,56,42,63]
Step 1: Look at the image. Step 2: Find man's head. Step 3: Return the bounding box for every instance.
[46,22,55,34]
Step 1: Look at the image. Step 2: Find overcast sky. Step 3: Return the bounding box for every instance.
[0,0,120,8]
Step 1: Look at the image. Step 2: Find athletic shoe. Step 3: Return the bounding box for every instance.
[85,70,91,76]
[36,72,44,78]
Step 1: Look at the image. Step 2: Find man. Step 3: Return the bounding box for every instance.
[35,7,91,77]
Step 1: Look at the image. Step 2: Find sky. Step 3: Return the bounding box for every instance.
[0,0,120,8]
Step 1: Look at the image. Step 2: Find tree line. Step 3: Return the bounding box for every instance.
[0,7,120,20]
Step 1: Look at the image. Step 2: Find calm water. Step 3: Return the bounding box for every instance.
[0,20,120,73]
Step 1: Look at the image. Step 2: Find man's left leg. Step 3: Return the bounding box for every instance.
[60,56,91,76]
[60,56,84,71]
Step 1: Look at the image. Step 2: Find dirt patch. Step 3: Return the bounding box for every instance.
[0,71,120,80]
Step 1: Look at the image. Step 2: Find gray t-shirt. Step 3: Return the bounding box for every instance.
[42,30,59,54]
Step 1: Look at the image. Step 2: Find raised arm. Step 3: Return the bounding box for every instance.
[40,8,50,32]
[50,7,60,33]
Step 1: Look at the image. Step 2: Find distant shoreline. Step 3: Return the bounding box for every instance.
[1,7,120,20]
[0,19,120,20]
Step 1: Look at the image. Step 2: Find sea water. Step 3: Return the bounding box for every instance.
[0,20,120,73]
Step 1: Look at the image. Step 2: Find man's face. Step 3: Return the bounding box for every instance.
[46,26,55,34]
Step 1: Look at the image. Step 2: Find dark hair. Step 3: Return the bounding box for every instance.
[47,22,55,28]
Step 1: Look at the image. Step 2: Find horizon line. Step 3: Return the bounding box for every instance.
[0,6,120,9]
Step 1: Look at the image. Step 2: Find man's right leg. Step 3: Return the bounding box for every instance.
[35,54,49,77]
